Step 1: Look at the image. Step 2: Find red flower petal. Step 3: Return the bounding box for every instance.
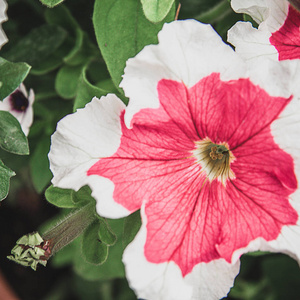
[88,73,298,276]
[270,5,300,60]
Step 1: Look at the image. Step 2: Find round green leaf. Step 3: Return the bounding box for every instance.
[55,64,84,99]
[99,219,117,246]
[0,159,15,201]
[0,58,31,100]
[93,0,176,91]
[45,185,93,208]
[73,64,108,111]
[30,136,52,193]
[141,0,175,23]
[123,210,141,249]
[74,218,125,280]
[81,220,109,265]
[3,24,67,69]
[0,111,29,155]
[45,186,79,208]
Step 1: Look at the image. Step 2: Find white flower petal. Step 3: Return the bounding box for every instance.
[88,175,130,218]
[123,207,240,300]
[228,97,300,263]
[121,20,246,128]
[0,0,8,49]
[231,0,289,32]
[231,0,269,24]
[49,94,131,218]
[0,84,34,136]
[228,21,278,60]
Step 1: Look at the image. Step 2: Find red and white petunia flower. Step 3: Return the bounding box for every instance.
[228,0,300,98]
[0,84,35,136]
[0,0,8,49]
[49,20,300,300]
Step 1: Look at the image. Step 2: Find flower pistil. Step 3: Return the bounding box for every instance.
[193,138,235,185]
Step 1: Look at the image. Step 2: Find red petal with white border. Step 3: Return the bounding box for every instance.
[88,74,298,276]
[270,5,300,60]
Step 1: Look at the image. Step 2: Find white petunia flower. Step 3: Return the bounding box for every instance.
[0,84,35,136]
[228,0,300,98]
[49,20,300,300]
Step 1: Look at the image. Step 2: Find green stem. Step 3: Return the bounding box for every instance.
[194,0,231,24]
[7,203,97,270]
[42,202,96,255]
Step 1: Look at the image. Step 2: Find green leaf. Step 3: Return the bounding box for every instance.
[245,251,270,257]
[123,210,141,249]
[0,159,15,201]
[30,136,52,193]
[45,186,78,208]
[45,185,93,208]
[73,65,108,111]
[0,111,29,155]
[141,0,175,23]
[262,254,300,300]
[99,219,117,246]
[31,45,72,75]
[93,0,176,91]
[55,64,83,99]
[74,218,125,280]
[81,220,109,265]
[45,5,79,37]
[3,24,67,68]
[63,30,97,66]
[45,6,97,66]
[40,0,65,8]
[0,57,31,100]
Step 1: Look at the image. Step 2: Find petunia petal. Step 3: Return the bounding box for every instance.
[123,207,240,300]
[121,20,246,128]
[49,95,130,218]
[0,0,8,49]
[231,0,269,24]
[231,0,289,32]
[228,21,278,60]
[0,84,34,136]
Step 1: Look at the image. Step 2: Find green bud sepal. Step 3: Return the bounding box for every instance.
[7,232,50,271]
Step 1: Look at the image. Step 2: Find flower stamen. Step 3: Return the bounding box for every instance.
[193,138,235,185]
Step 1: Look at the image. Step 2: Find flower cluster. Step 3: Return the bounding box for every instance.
[49,3,300,300]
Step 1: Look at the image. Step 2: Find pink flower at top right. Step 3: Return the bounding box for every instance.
[228,0,300,98]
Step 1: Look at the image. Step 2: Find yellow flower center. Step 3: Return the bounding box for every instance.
[192,138,235,185]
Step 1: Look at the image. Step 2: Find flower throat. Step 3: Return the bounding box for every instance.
[193,138,235,185]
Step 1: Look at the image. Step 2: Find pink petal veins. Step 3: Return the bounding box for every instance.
[270,5,300,60]
[88,73,298,276]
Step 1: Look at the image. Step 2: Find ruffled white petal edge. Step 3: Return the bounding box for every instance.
[49,94,130,219]
[228,21,300,99]
[228,0,290,60]
[227,21,279,60]
[18,85,34,136]
[121,20,246,128]
[231,0,289,32]
[230,95,300,263]
[123,207,240,300]
[231,0,269,24]
[0,0,8,49]
[121,20,295,128]
[0,84,34,136]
